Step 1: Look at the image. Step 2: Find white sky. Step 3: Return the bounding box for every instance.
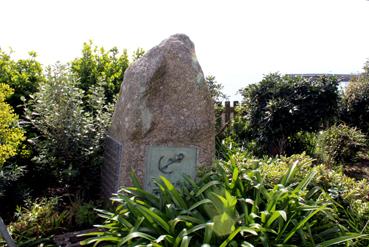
[1,0,369,100]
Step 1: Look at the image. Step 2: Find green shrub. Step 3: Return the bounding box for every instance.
[0,83,25,210]
[65,196,99,228]
[206,75,228,103]
[71,41,130,103]
[230,152,369,246]
[232,152,369,216]
[312,164,369,211]
[233,152,369,245]
[341,61,369,134]
[235,73,339,155]
[0,84,25,166]
[315,124,367,166]
[24,63,114,195]
[0,49,45,113]
[257,153,314,185]
[215,136,255,161]
[286,131,317,156]
[81,158,364,246]
[8,197,68,242]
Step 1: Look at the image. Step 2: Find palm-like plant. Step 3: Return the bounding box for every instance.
[81,159,367,246]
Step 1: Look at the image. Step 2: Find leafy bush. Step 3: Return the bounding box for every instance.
[71,41,130,103]
[252,153,369,211]
[206,75,230,159]
[0,83,25,211]
[74,203,97,227]
[315,124,367,166]
[5,196,100,245]
[206,75,228,103]
[65,196,99,228]
[286,131,317,156]
[225,152,369,246]
[24,63,114,196]
[81,158,364,246]
[234,73,339,155]
[0,83,25,166]
[0,49,45,113]
[313,164,369,207]
[8,197,68,242]
[341,60,369,134]
[257,153,369,246]
[256,153,314,185]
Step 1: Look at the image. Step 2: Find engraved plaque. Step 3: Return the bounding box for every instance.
[144,146,197,192]
[101,135,122,198]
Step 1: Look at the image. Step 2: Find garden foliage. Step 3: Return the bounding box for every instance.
[71,41,131,103]
[0,84,24,166]
[341,66,369,134]
[3,196,100,246]
[0,43,138,226]
[2,44,369,246]
[315,124,367,166]
[24,63,114,195]
[82,153,367,246]
[0,83,25,205]
[233,73,339,155]
[8,197,67,242]
[0,49,45,112]
[206,75,228,103]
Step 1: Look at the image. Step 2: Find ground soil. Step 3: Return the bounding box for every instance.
[344,159,369,180]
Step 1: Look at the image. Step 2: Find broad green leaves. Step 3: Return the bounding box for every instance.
[81,156,365,246]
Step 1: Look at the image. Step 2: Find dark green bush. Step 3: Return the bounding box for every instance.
[65,197,99,228]
[341,75,369,134]
[315,124,367,166]
[234,73,339,156]
[286,131,317,156]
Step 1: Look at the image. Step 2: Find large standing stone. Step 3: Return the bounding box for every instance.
[107,34,214,191]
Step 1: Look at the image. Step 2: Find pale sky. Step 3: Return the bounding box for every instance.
[1,0,369,100]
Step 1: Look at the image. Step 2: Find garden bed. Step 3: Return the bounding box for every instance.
[53,229,97,247]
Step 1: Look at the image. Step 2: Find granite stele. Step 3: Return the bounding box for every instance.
[102,34,215,195]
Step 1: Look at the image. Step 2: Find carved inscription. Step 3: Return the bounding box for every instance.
[101,135,122,198]
[144,146,197,192]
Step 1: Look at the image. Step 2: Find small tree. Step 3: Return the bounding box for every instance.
[234,73,340,155]
[132,48,145,62]
[205,75,230,157]
[205,75,228,102]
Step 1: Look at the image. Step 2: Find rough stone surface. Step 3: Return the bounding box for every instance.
[109,34,215,187]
